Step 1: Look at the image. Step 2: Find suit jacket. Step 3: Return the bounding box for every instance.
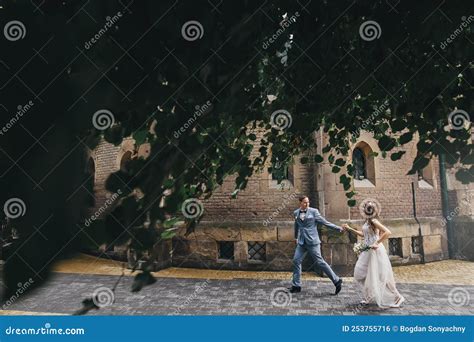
[294,207,342,245]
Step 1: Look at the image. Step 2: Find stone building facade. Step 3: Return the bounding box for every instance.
[87,129,473,275]
[446,161,474,260]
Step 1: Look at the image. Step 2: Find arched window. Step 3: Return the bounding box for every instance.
[271,157,289,181]
[120,151,133,172]
[86,157,95,206]
[353,148,366,180]
[418,161,435,189]
[269,156,293,189]
[352,142,376,188]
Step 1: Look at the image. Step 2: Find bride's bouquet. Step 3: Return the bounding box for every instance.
[353,242,371,256]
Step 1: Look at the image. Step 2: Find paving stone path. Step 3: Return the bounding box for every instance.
[3,272,473,316]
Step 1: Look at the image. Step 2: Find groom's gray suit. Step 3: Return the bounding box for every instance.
[292,207,342,287]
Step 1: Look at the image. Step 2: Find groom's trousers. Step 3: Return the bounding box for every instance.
[291,242,340,287]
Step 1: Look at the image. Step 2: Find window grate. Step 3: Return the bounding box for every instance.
[218,241,234,260]
[389,238,403,257]
[248,241,266,261]
[411,236,422,254]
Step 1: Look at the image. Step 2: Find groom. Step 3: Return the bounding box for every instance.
[289,196,345,294]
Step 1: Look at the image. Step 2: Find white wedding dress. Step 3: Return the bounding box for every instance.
[353,222,404,308]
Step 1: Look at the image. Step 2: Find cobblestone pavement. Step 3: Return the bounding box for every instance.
[1,256,473,316]
[51,254,474,285]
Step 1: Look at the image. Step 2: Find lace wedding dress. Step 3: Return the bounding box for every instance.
[353,222,404,308]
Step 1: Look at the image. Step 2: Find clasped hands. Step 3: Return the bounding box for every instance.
[341,223,379,249]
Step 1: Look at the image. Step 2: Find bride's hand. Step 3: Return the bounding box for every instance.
[370,243,379,250]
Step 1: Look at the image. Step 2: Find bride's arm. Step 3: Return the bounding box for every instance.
[371,219,392,248]
[342,223,364,237]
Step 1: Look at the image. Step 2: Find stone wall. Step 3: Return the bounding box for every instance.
[446,157,474,261]
[88,137,134,215]
[200,128,317,223]
[449,217,474,260]
[170,217,448,276]
[88,136,151,216]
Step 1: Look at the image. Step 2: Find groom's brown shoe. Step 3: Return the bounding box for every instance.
[288,286,301,293]
[334,279,343,295]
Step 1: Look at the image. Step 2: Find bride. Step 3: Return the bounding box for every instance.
[343,199,405,308]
